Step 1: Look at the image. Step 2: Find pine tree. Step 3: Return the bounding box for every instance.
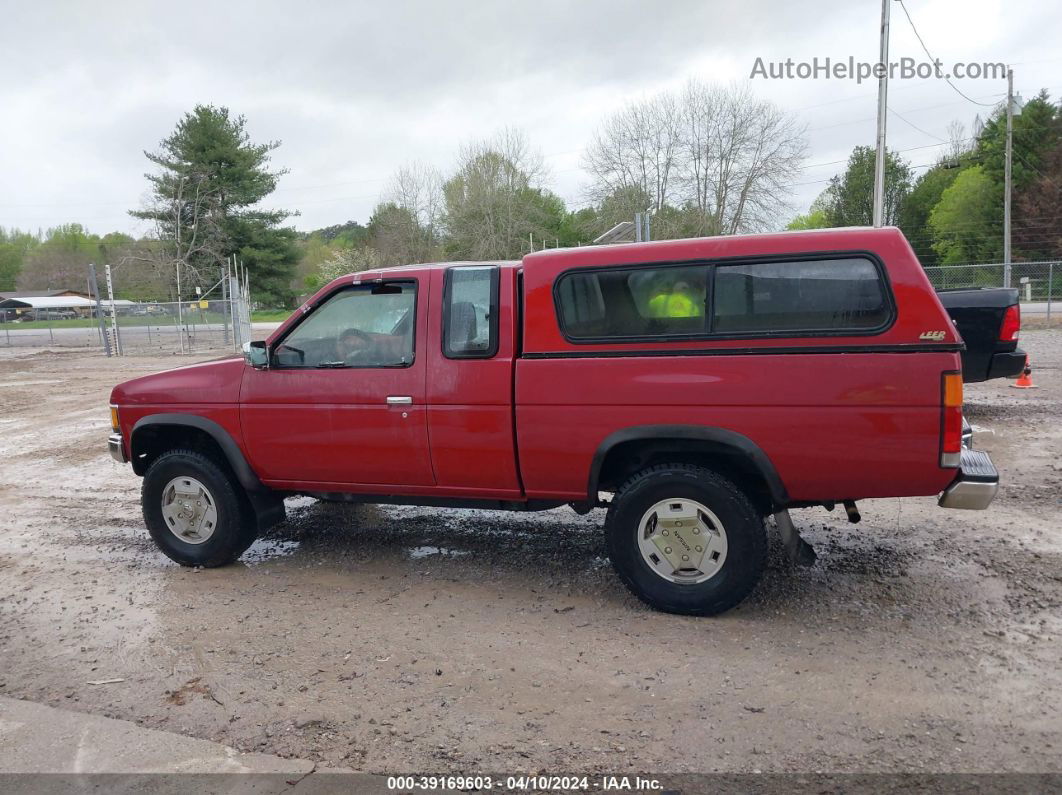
[131,105,297,306]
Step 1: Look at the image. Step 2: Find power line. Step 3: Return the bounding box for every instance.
[895,0,1000,108]
[888,106,947,142]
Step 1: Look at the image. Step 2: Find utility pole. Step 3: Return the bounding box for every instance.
[872,0,891,227]
[1004,66,1014,288]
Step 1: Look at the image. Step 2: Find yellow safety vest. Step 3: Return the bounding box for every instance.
[648,291,702,318]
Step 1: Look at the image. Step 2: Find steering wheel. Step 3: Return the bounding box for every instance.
[343,348,376,365]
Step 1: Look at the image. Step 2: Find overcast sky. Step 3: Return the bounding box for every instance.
[2,0,1060,238]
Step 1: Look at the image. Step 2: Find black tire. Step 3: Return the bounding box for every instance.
[605,463,766,616]
[142,449,258,567]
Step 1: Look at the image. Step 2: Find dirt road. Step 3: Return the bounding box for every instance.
[0,336,1060,775]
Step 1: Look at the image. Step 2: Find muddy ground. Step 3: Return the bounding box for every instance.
[0,334,1060,776]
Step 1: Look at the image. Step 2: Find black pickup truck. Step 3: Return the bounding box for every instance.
[938,288,1025,383]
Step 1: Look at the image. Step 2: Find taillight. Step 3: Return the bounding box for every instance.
[999,304,1020,342]
[941,372,963,467]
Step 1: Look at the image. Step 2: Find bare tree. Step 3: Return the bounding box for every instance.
[680,82,807,234]
[388,162,444,245]
[945,120,969,162]
[583,92,681,214]
[371,162,445,264]
[584,82,808,237]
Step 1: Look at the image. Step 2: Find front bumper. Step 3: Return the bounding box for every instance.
[108,432,128,464]
[938,448,998,510]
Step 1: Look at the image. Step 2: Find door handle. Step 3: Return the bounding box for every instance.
[386,396,413,405]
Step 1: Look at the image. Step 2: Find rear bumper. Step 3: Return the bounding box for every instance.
[938,448,998,510]
[108,433,128,464]
[988,349,1026,380]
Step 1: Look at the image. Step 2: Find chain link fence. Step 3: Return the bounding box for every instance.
[1,268,255,354]
[924,260,1059,321]
[0,300,251,352]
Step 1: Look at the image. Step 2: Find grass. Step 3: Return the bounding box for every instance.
[2,318,102,330]
[251,310,292,323]
[3,312,234,330]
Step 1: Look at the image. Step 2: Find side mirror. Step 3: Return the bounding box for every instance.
[243,340,269,369]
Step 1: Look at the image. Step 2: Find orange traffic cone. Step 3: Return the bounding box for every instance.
[1010,356,1037,389]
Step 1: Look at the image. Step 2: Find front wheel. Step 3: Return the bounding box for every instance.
[605,464,766,615]
[142,449,258,567]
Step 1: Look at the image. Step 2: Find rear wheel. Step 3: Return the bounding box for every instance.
[605,463,766,615]
[142,449,258,567]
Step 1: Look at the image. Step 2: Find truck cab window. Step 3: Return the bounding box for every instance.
[443,266,499,358]
[273,283,416,368]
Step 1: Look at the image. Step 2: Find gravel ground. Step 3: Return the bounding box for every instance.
[0,333,1060,775]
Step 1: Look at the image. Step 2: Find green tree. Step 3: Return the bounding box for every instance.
[368,201,437,265]
[442,129,559,259]
[0,227,38,290]
[555,206,599,247]
[897,163,961,265]
[314,221,370,247]
[131,104,297,305]
[786,195,830,230]
[977,92,1062,260]
[974,92,1060,193]
[929,166,1001,264]
[230,220,300,307]
[294,232,339,292]
[16,224,99,291]
[1014,137,1062,259]
[822,145,912,227]
[521,188,574,248]
[0,245,20,290]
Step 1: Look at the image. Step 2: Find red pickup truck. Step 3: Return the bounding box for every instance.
[108,227,999,615]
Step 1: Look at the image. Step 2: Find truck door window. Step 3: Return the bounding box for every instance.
[273,282,416,368]
[443,266,499,358]
[712,257,890,334]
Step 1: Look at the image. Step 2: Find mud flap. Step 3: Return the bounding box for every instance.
[773,510,817,567]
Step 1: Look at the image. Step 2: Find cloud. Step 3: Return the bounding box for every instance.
[1,0,1059,235]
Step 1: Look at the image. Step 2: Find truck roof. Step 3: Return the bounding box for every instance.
[348,226,907,282]
[522,226,905,271]
[353,260,521,279]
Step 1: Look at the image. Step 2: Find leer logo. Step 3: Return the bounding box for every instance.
[919,330,947,341]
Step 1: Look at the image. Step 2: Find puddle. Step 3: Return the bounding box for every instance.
[243,539,301,563]
[408,545,470,559]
